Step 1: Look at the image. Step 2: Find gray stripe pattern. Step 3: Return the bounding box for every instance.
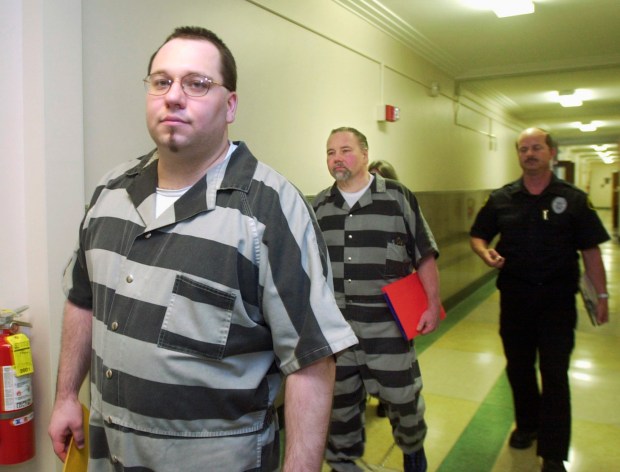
[313,174,436,466]
[63,142,357,469]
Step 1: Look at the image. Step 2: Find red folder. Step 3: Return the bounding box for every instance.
[381,272,446,340]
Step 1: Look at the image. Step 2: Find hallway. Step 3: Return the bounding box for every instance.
[324,210,619,471]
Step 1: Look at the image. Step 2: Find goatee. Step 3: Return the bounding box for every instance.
[167,130,179,153]
[333,169,351,182]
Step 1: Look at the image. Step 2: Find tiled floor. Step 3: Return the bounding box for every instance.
[322,211,619,471]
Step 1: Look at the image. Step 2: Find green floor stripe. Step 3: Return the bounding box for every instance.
[425,278,517,472]
[415,276,497,355]
[437,374,514,472]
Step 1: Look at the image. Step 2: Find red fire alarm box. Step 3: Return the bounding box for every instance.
[377,105,400,122]
[385,105,400,122]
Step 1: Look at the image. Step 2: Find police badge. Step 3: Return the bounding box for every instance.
[551,196,567,214]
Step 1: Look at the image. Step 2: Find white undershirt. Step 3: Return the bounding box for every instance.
[155,185,192,218]
[155,142,237,217]
[339,174,374,207]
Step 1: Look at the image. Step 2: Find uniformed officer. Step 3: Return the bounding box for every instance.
[470,127,610,472]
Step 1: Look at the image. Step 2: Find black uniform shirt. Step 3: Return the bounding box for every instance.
[470,175,609,291]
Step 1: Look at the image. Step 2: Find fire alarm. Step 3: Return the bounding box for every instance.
[377,104,400,122]
[386,105,400,122]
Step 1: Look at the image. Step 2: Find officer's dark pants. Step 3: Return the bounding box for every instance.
[499,286,576,461]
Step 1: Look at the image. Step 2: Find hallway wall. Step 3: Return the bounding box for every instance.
[1,1,84,471]
[416,190,496,309]
[589,161,616,208]
[81,0,524,198]
[1,1,525,470]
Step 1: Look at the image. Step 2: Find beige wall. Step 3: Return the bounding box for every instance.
[2,1,530,470]
[559,147,619,208]
[589,161,618,208]
[81,0,523,197]
[2,0,84,471]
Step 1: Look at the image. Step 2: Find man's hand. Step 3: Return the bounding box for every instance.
[471,237,504,269]
[582,246,609,326]
[482,248,505,268]
[48,397,85,462]
[596,298,609,325]
[48,300,93,461]
[416,255,442,335]
[417,304,441,335]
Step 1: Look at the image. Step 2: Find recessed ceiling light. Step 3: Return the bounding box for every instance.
[599,152,615,164]
[579,123,596,132]
[554,89,592,108]
[560,96,582,107]
[462,1,535,17]
[576,121,602,132]
[557,90,582,107]
[492,0,535,18]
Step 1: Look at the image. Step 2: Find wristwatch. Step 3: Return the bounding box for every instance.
[597,293,609,299]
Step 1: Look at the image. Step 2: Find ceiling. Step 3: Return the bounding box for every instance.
[336,0,620,164]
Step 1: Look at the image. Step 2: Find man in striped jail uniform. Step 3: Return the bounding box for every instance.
[48,27,358,472]
[313,127,442,472]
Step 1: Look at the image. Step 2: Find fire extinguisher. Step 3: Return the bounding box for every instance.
[0,306,35,465]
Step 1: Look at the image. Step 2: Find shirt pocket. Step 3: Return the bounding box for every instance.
[158,274,236,361]
[384,240,412,278]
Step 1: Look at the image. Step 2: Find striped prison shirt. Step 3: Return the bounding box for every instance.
[312,174,438,310]
[63,141,358,442]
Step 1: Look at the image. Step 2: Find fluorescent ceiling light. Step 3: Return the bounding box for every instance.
[554,89,592,108]
[579,123,596,132]
[591,144,618,164]
[462,1,535,17]
[492,1,535,18]
[598,152,615,164]
[576,121,602,132]
[558,90,582,107]
[559,95,582,107]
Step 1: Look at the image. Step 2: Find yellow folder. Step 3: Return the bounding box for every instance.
[63,404,89,472]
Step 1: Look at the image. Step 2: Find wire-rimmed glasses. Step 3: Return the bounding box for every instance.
[143,73,226,97]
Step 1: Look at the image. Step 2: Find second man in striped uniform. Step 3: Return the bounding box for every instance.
[313,127,442,472]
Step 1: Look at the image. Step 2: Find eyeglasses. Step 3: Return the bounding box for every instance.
[143,73,227,97]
